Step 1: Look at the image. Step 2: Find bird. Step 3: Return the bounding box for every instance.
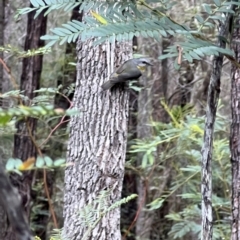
[101,57,153,90]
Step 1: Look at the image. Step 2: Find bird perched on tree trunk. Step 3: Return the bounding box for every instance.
[101,57,153,90]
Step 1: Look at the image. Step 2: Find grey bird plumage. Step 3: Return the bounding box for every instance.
[101,58,153,90]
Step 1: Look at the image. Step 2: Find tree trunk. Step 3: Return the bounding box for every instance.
[201,7,234,240]
[0,7,47,239]
[63,25,132,240]
[230,13,240,240]
[0,0,4,107]
[0,2,6,237]
[0,160,32,240]
[14,7,47,159]
[136,45,153,239]
[43,7,82,236]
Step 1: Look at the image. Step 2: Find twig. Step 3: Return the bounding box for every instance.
[26,119,59,229]
[0,57,19,89]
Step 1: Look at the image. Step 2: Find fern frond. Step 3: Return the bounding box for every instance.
[0,45,50,57]
[160,37,234,62]
[0,105,70,126]
[16,0,83,19]
[106,194,138,213]
[41,14,188,48]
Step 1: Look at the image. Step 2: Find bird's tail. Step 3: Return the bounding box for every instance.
[101,80,115,90]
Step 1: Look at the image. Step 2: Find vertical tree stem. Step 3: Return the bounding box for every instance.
[201,4,235,240]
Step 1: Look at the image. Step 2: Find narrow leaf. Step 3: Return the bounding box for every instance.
[90,10,108,25]
[54,158,65,166]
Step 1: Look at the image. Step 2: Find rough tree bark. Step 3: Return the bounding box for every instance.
[230,12,240,240]
[0,161,32,240]
[0,2,6,237]
[201,7,235,240]
[14,8,47,160]
[63,20,132,240]
[0,7,47,240]
[42,9,82,234]
[0,0,4,107]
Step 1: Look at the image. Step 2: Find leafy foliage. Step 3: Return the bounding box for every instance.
[5,156,65,173]
[0,45,51,57]
[0,87,78,126]
[130,105,231,239]
[78,190,137,240]
[16,0,237,63]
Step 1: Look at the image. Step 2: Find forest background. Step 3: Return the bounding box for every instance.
[0,0,239,240]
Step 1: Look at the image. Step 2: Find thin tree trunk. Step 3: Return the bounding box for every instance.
[14,7,47,159]
[0,1,6,237]
[0,0,4,107]
[230,11,240,240]
[201,6,235,240]
[63,27,132,240]
[0,7,47,240]
[136,49,152,239]
[42,7,82,237]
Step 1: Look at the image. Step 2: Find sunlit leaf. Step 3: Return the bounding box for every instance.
[18,157,35,170]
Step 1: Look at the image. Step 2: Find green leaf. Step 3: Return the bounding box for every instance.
[184,53,193,62]
[147,198,165,210]
[60,35,69,45]
[35,0,45,6]
[54,158,65,166]
[41,35,59,40]
[188,51,201,60]
[224,1,240,6]
[36,156,45,168]
[15,159,23,169]
[0,115,11,125]
[159,53,178,60]
[195,15,204,24]
[51,28,67,37]
[173,59,181,70]
[213,0,221,7]
[148,154,154,165]
[44,156,53,167]
[193,48,205,57]
[209,15,225,22]
[142,154,148,168]
[6,158,18,171]
[45,40,58,48]
[65,108,80,116]
[217,7,235,14]
[202,4,212,14]
[30,0,40,7]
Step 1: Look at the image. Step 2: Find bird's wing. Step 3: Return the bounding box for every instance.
[110,68,142,84]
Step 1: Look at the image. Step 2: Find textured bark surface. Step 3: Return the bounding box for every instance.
[0,8,47,240]
[201,9,234,240]
[63,36,132,239]
[0,0,4,106]
[0,2,8,238]
[14,7,47,160]
[0,162,32,240]
[45,8,82,233]
[230,15,240,240]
